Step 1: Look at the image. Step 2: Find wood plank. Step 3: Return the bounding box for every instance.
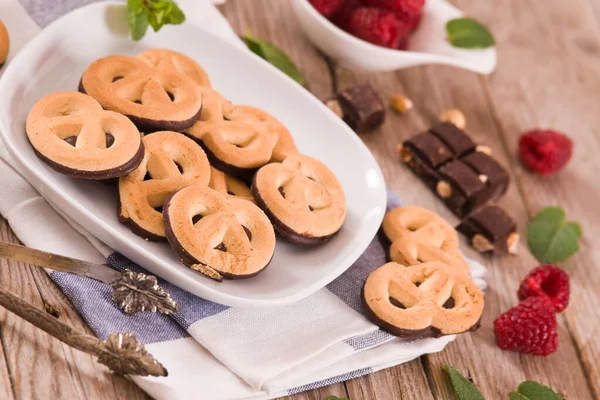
[0,218,147,400]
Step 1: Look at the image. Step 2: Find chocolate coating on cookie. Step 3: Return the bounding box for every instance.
[252,154,346,246]
[26,91,144,180]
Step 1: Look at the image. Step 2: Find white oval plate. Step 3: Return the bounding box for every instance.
[0,3,386,308]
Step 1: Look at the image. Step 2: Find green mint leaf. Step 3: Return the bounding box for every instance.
[527,206,582,263]
[165,3,185,25]
[242,33,306,86]
[510,381,562,400]
[127,2,149,41]
[324,397,349,400]
[128,0,144,13]
[446,18,495,49]
[443,365,485,400]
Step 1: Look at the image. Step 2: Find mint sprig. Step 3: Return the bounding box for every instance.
[446,18,494,49]
[324,396,349,400]
[127,0,185,41]
[527,207,582,263]
[510,381,562,400]
[443,365,485,400]
[242,33,306,86]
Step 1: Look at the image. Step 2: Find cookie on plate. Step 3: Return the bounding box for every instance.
[79,55,203,133]
[26,91,144,179]
[119,131,210,241]
[362,262,483,338]
[185,88,297,176]
[252,154,346,246]
[0,21,9,67]
[137,48,211,88]
[163,186,276,280]
[209,166,255,203]
[382,206,470,275]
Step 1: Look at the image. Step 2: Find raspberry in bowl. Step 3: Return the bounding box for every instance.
[291,0,497,73]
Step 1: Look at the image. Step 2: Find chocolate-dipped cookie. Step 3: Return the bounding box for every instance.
[362,262,483,338]
[137,48,211,88]
[26,91,143,180]
[209,166,255,203]
[0,21,9,67]
[252,154,346,246]
[163,186,275,280]
[119,131,210,241]
[80,55,203,133]
[185,88,297,176]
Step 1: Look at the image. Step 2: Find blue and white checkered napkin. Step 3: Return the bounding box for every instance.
[0,1,486,399]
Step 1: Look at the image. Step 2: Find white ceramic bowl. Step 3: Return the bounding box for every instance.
[291,0,496,73]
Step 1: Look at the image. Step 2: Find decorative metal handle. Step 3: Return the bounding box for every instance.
[0,285,167,377]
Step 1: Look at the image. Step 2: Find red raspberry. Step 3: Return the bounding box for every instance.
[309,0,346,18]
[494,297,558,356]
[518,265,570,313]
[362,0,425,27]
[519,129,573,176]
[347,7,410,49]
[332,0,362,30]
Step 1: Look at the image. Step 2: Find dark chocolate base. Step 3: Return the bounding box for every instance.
[251,176,339,246]
[117,200,168,242]
[361,284,481,339]
[30,139,144,180]
[79,79,202,133]
[162,193,272,280]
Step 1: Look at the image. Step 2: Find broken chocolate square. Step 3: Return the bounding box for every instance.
[337,84,385,132]
[400,123,510,217]
[457,204,518,255]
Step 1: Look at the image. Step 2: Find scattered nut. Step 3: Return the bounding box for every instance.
[507,232,519,255]
[397,145,413,163]
[325,98,344,119]
[0,21,9,67]
[478,174,489,183]
[389,95,413,113]
[440,108,466,129]
[436,181,452,199]
[472,234,495,253]
[191,264,223,282]
[476,145,492,155]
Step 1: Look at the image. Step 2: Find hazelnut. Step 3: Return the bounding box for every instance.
[476,145,492,155]
[507,232,519,254]
[397,145,413,163]
[0,21,9,66]
[191,264,223,282]
[389,95,413,113]
[325,98,344,118]
[472,234,494,253]
[436,181,452,198]
[478,174,488,183]
[440,108,466,129]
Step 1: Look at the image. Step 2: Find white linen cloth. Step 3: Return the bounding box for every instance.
[0,1,487,399]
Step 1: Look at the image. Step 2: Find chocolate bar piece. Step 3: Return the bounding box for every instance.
[457,204,518,255]
[337,84,385,132]
[400,123,510,217]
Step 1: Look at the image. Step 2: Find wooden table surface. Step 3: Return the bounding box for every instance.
[1,0,599,398]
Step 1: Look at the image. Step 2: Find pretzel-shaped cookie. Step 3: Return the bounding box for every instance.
[209,166,255,203]
[363,262,483,338]
[185,88,297,175]
[26,91,143,179]
[137,48,211,88]
[119,131,210,240]
[80,55,203,133]
[383,207,469,275]
[0,21,8,66]
[163,186,275,280]
[252,154,346,245]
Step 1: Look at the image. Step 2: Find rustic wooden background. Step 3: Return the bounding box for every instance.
[1,0,599,398]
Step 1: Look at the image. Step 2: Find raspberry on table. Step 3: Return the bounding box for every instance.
[518,264,570,313]
[519,129,573,176]
[494,297,558,356]
[309,0,346,18]
[347,7,410,49]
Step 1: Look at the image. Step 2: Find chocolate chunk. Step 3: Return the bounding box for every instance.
[461,151,509,203]
[438,160,486,217]
[457,204,518,255]
[403,132,453,168]
[337,84,385,133]
[429,122,475,157]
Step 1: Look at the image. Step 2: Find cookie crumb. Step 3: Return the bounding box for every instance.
[191,264,223,282]
[440,108,466,129]
[325,98,344,118]
[389,95,413,113]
